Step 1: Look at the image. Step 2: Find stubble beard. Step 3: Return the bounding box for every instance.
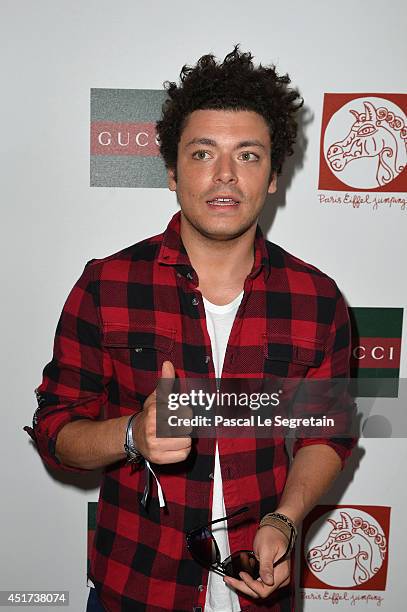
[179,205,259,243]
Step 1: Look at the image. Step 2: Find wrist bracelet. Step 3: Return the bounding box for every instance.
[258,512,297,561]
[124,413,144,464]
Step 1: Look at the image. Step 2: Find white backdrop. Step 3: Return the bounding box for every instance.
[1,0,406,610]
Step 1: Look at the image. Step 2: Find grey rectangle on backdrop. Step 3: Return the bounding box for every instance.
[91,89,167,122]
[90,156,168,188]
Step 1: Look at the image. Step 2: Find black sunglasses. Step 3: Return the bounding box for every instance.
[186,506,292,580]
[186,507,258,579]
[186,506,293,580]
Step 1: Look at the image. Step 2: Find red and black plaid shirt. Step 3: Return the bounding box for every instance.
[25,212,353,612]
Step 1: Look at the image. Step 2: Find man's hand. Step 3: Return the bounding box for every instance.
[223,526,290,599]
[133,360,192,464]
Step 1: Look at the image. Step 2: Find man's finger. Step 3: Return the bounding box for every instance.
[279,575,290,588]
[170,404,193,436]
[153,449,192,464]
[237,571,273,597]
[156,403,193,438]
[269,561,291,591]
[152,437,192,451]
[223,576,260,599]
[259,557,274,586]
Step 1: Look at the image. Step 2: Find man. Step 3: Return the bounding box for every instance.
[25,47,354,611]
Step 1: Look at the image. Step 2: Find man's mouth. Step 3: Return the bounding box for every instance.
[206,197,240,206]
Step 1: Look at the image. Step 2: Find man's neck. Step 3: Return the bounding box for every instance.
[180,215,256,305]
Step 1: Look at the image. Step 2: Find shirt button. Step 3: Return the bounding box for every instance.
[205,356,211,364]
[186,272,193,280]
[192,297,199,306]
[208,473,214,480]
[197,584,204,592]
[177,272,182,278]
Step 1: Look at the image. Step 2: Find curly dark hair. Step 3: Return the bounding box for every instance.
[156,46,303,176]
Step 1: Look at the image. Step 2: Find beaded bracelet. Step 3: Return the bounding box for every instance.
[258,512,297,560]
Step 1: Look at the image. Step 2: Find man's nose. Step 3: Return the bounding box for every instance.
[213,155,238,183]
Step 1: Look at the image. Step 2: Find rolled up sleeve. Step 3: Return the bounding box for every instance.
[24,261,112,471]
[293,284,357,468]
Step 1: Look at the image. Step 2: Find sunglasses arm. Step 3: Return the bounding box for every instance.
[196,506,250,531]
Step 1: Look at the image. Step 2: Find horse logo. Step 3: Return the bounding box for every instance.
[323,97,407,190]
[304,508,388,589]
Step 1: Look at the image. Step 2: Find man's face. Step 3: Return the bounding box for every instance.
[168,109,277,241]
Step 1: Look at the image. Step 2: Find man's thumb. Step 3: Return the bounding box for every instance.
[161,360,175,379]
[259,560,274,586]
[158,360,176,399]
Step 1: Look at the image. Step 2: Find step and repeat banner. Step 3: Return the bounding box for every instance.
[3,1,406,611]
[88,89,406,610]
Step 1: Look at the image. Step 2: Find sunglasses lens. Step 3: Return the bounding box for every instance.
[223,551,260,580]
[187,527,218,568]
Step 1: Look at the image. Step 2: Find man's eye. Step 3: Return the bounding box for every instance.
[192,150,210,160]
[239,152,259,161]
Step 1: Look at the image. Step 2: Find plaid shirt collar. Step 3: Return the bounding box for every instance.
[157,210,271,280]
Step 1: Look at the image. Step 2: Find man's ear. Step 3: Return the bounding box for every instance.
[168,167,177,191]
[268,172,277,194]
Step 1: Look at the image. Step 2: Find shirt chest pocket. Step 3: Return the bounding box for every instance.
[263,334,325,378]
[102,324,176,406]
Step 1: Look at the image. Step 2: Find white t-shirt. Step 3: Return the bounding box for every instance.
[202,291,244,612]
